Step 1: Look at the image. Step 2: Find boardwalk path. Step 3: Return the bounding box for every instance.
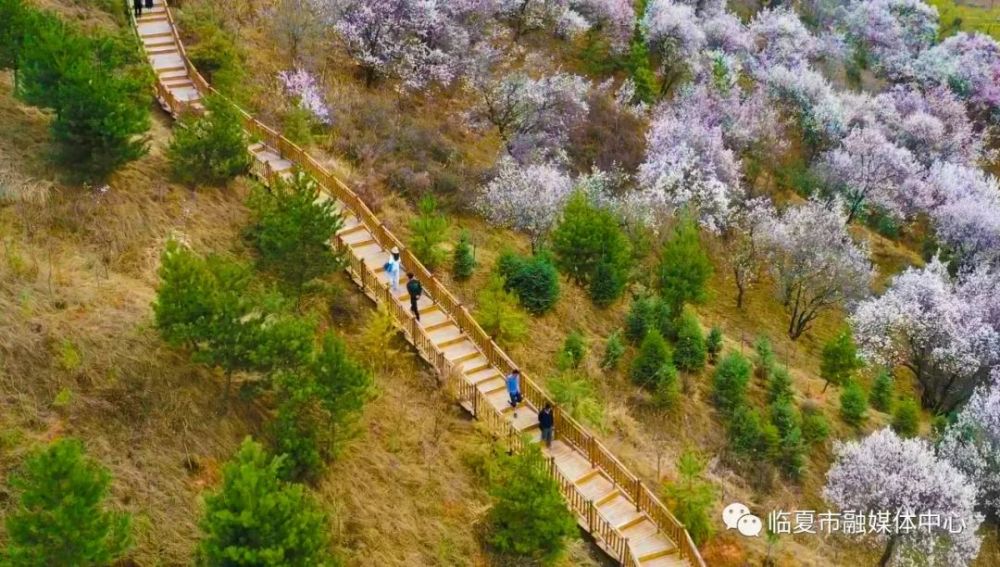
[131,3,704,565]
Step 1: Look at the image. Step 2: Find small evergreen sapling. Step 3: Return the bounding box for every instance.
[766,366,794,404]
[869,369,894,413]
[662,450,716,545]
[801,404,830,445]
[631,331,672,389]
[706,326,723,363]
[673,309,707,372]
[712,352,752,416]
[452,229,476,281]
[840,380,868,427]
[167,94,250,187]
[409,195,449,269]
[496,251,561,315]
[477,274,529,344]
[624,294,672,345]
[820,327,861,392]
[600,330,626,371]
[3,438,132,565]
[659,216,712,314]
[753,335,776,384]
[558,329,587,370]
[892,397,920,438]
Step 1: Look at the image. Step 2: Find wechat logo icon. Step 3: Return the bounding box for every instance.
[723,502,762,537]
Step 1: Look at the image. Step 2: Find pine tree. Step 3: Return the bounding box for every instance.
[198,438,333,566]
[409,195,449,269]
[839,379,868,427]
[167,94,250,187]
[727,405,778,462]
[452,229,476,281]
[712,352,751,416]
[624,294,673,345]
[662,450,716,545]
[706,326,723,364]
[496,251,560,315]
[477,274,529,344]
[659,216,712,314]
[631,331,672,389]
[892,398,920,438]
[487,445,577,562]
[770,399,806,480]
[869,369,894,413]
[624,22,656,104]
[600,330,626,371]
[4,438,131,565]
[0,0,29,79]
[589,256,627,307]
[673,309,707,372]
[801,404,830,445]
[766,366,794,404]
[820,327,861,392]
[753,335,776,384]
[550,191,630,304]
[247,171,345,301]
[557,329,587,370]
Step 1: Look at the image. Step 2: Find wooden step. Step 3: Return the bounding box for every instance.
[633,532,677,562]
[419,309,449,329]
[597,493,643,528]
[577,473,616,503]
[442,341,479,363]
[428,325,463,347]
[467,367,502,385]
[620,518,660,542]
[639,553,687,567]
[477,376,506,394]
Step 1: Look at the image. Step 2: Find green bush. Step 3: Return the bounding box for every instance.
[477,274,529,344]
[869,369,894,413]
[487,445,578,563]
[892,398,920,438]
[753,335,776,384]
[652,364,681,409]
[271,398,324,482]
[282,106,314,147]
[839,380,868,427]
[600,330,625,371]
[706,326,723,364]
[673,309,706,372]
[452,229,476,281]
[167,94,250,187]
[589,256,627,307]
[662,450,716,546]
[800,404,830,445]
[496,251,560,315]
[198,438,333,565]
[658,216,712,313]
[766,366,793,404]
[550,191,630,305]
[631,331,672,389]
[624,294,672,345]
[548,372,603,427]
[727,405,778,462]
[409,195,449,269]
[557,329,587,370]
[624,23,656,104]
[3,438,131,565]
[770,399,806,480]
[711,352,751,415]
[820,327,860,392]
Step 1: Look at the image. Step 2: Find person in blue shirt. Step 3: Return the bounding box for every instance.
[506,369,522,418]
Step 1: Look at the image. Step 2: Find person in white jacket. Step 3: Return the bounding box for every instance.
[385,246,402,292]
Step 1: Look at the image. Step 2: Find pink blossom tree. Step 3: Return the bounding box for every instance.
[277,68,332,124]
[921,163,1000,268]
[747,7,819,71]
[570,0,635,50]
[476,158,574,249]
[824,428,983,567]
[723,197,776,309]
[762,65,846,157]
[915,32,1000,122]
[838,0,940,80]
[850,260,1000,412]
[759,198,873,339]
[939,373,1000,520]
[642,0,705,96]
[873,85,984,168]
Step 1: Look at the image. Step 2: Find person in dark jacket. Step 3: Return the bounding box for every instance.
[144,0,153,10]
[538,402,555,448]
[133,0,142,18]
[406,272,422,322]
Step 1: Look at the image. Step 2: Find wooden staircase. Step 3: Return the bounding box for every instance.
[129,2,704,566]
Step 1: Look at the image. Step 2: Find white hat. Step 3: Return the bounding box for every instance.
[391,246,399,254]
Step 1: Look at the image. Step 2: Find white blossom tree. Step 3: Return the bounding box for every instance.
[470,71,590,164]
[850,260,1000,412]
[824,428,983,567]
[873,85,984,168]
[939,372,1000,520]
[915,32,1000,122]
[763,65,846,157]
[928,165,1000,269]
[748,7,819,71]
[476,158,574,249]
[723,197,776,309]
[759,198,873,339]
[642,0,705,96]
[837,0,940,80]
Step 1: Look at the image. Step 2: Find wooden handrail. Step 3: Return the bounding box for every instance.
[134,3,705,564]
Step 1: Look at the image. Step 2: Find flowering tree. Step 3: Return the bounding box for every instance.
[635,89,742,233]
[570,0,634,50]
[873,85,983,167]
[824,428,983,567]
[927,165,1000,269]
[939,374,1000,520]
[747,7,819,71]
[915,32,1000,122]
[850,260,1000,412]
[471,71,590,164]
[763,65,846,157]
[837,0,939,80]
[476,158,574,249]
[817,126,922,223]
[723,197,776,309]
[277,68,331,124]
[759,199,873,339]
[642,0,705,96]
[701,12,752,58]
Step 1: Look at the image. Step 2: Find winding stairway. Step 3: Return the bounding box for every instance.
[131,3,705,566]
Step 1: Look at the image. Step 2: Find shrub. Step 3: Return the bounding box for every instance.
[3,438,131,565]
[548,372,603,427]
[673,309,706,373]
[711,352,751,415]
[819,327,861,392]
[557,329,587,370]
[652,364,681,409]
[662,450,716,546]
[728,405,778,462]
[487,445,578,563]
[271,398,324,482]
[496,251,560,315]
[247,171,345,300]
[869,369,894,413]
[600,330,625,371]
[409,195,449,269]
[706,326,723,363]
[589,256,627,307]
[167,94,250,187]
[184,14,246,99]
[550,190,630,304]
[631,331,672,389]
[452,229,476,281]
[800,404,830,445]
[198,438,332,565]
[658,216,712,313]
[477,274,529,344]
[753,335,776,383]
[770,399,806,480]
[766,367,793,404]
[624,294,672,345]
[839,380,868,427]
[282,106,313,146]
[892,398,920,438]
